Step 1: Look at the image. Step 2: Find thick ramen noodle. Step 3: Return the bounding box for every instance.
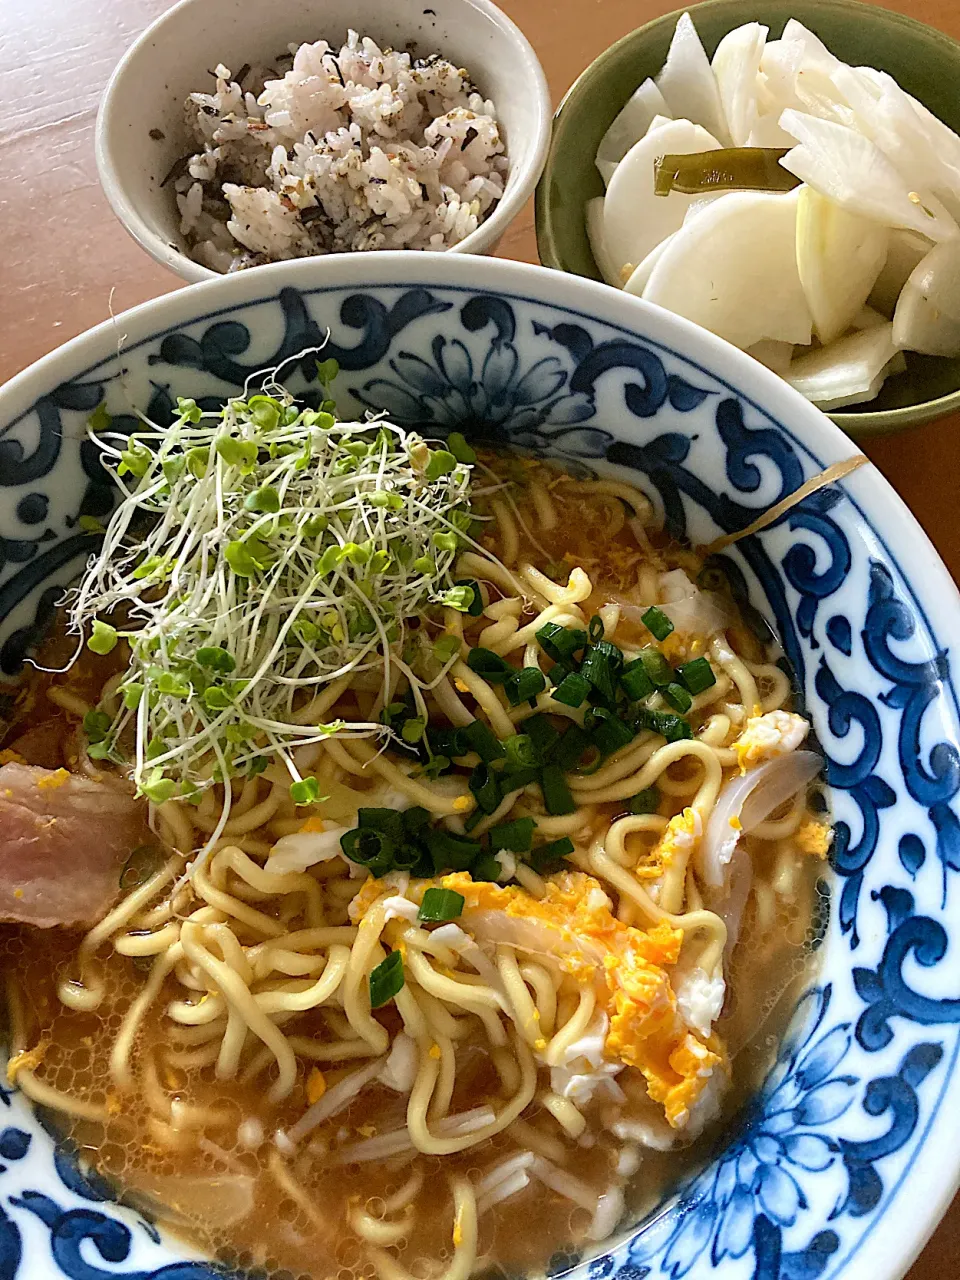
[0,401,831,1280]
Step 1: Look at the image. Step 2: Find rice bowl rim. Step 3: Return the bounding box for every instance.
[95,0,552,282]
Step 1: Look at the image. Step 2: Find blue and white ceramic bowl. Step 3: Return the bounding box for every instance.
[2,253,960,1280]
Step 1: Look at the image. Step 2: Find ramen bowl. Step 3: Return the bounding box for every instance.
[533,0,960,436]
[2,252,960,1280]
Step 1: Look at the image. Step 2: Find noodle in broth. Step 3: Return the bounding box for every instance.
[0,402,830,1280]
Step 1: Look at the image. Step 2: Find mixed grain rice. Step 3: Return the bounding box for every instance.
[175,32,507,271]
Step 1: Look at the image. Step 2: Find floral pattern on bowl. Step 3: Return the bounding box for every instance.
[1,254,959,1280]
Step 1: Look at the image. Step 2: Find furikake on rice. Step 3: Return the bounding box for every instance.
[174,31,507,271]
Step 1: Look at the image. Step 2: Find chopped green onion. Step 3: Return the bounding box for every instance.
[428,725,468,760]
[552,671,591,708]
[196,646,236,674]
[462,720,506,762]
[369,951,404,1008]
[536,623,588,663]
[340,827,396,873]
[523,714,561,762]
[446,432,476,464]
[628,787,660,815]
[663,683,693,713]
[402,807,431,839]
[620,659,655,701]
[549,662,572,688]
[290,777,322,805]
[454,579,484,616]
[504,734,539,772]
[642,607,674,641]
[637,710,694,742]
[418,888,466,923]
[425,450,458,481]
[391,844,424,872]
[541,764,575,815]
[466,647,513,684]
[88,619,118,655]
[639,647,675,688]
[473,855,503,882]
[528,836,575,873]
[487,817,537,853]
[82,709,112,744]
[553,724,592,772]
[426,828,483,873]
[504,666,547,707]
[498,765,539,791]
[463,807,485,833]
[588,615,605,643]
[586,707,635,757]
[358,808,405,838]
[579,640,623,704]
[468,763,501,814]
[678,657,717,695]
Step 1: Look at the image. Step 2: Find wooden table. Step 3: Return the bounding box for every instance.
[1,0,958,1273]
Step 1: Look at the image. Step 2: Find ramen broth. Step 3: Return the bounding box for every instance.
[1,448,829,1280]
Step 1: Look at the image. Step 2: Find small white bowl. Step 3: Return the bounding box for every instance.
[95,0,551,282]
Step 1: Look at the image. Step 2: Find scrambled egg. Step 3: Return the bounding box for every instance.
[306,1068,327,1105]
[633,807,702,889]
[6,1039,50,1083]
[439,871,725,1131]
[36,768,70,791]
[735,710,809,772]
[652,807,701,871]
[795,817,833,858]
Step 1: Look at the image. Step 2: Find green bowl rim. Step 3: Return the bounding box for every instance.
[533,0,960,437]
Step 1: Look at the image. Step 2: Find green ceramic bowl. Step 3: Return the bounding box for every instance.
[534,0,960,435]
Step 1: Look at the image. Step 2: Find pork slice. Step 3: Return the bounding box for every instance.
[0,763,150,928]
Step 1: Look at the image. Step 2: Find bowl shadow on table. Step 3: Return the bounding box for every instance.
[534,0,960,435]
